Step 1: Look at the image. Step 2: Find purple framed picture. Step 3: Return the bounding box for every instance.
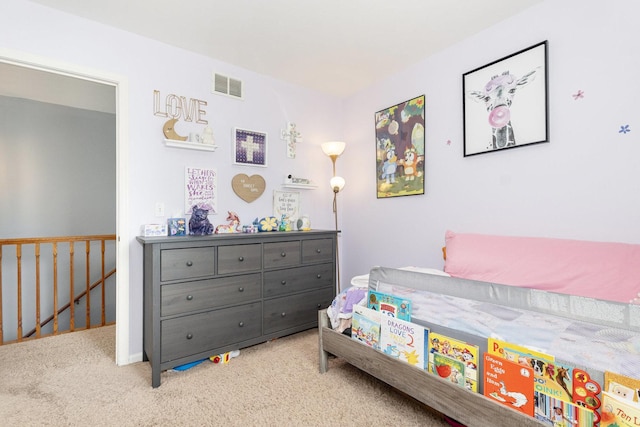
[233,127,267,167]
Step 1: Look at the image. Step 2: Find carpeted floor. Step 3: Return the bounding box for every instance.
[0,325,451,426]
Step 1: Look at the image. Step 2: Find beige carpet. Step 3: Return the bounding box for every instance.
[0,325,450,426]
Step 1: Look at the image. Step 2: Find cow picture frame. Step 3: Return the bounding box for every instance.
[463,41,549,157]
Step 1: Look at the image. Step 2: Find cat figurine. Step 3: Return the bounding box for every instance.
[188,205,214,235]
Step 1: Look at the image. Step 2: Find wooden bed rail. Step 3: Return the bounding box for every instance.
[318,309,545,427]
[0,234,116,345]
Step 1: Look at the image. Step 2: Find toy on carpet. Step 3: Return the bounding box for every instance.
[210,350,240,364]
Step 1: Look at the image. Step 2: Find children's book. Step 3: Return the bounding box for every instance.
[534,391,595,427]
[431,352,466,388]
[604,371,640,407]
[351,305,381,350]
[600,391,640,427]
[428,331,479,392]
[488,338,576,403]
[488,337,554,364]
[367,290,411,321]
[484,352,535,417]
[572,368,602,425]
[168,217,186,236]
[379,315,428,369]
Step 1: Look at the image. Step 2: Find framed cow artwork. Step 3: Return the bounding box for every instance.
[463,41,549,157]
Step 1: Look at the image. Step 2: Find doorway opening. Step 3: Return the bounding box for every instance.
[0,48,130,365]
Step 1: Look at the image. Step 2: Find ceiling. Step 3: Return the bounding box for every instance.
[22,0,544,99]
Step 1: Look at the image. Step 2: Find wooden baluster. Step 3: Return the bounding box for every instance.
[52,242,58,335]
[69,242,74,332]
[35,243,41,338]
[101,239,106,326]
[16,244,22,342]
[85,240,91,329]
[0,245,4,344]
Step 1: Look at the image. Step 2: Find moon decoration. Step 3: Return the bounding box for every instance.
[163,118,188,141]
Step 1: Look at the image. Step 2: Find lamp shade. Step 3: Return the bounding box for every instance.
[321,141,346,157]
[330,176,346,192]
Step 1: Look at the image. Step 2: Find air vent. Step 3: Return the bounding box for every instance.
[212,72,243,100]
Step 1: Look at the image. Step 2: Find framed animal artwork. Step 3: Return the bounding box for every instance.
[374,95,425,199]
[463,41,549,157]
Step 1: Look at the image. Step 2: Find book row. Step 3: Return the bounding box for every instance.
[353,290,640,427]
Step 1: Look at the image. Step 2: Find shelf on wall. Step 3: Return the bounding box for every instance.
[163,139,218,152]
[282,183,317,190]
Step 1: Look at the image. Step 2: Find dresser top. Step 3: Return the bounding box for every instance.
[136,229,338,245]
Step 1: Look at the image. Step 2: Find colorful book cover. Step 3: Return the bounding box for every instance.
[379,315,428,369]
[573,368,602,425]
[428,331,479,392]
[484,352,535,417]
[488,338,576,403]
[530,359,575,405]
[431,352,466,388]
[367,290,411,321]
[351,305,381,350]
[534,391,595,427]
[600,391,640,427]
[604,371,640,406]
[488,337,554,364]
[168,217,186,236]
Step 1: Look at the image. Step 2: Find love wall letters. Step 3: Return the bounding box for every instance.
[153,90,208,124]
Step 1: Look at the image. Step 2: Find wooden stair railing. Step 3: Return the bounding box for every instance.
[0,234,116,345]
[22,267,116,338]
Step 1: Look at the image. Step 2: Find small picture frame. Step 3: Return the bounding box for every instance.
[463,41,549,157]
[233,127,267,167]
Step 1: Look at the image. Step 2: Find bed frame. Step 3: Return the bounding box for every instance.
[318,310,545,427]
[318,266,640,427]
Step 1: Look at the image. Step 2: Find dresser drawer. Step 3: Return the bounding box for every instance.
[217,243,261,274]
[302,238,334,263]
[263,263,334,298]
[263,287,334,334]
[263,241,300,268]
[161,303,262,363]
[161,273,261,316]
[161,247,215,281]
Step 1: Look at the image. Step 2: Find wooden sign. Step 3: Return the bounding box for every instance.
[232,174,265,203]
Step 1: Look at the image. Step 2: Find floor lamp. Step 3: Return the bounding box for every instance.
[321,141,346,295]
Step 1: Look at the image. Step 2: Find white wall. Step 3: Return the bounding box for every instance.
[339,0,640,283]
[1,0,343,360]
[3,0,640,362]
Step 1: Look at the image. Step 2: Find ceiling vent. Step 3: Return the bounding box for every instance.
[212,72,243,100]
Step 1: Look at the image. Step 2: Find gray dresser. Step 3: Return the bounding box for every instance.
[137,230,337,387]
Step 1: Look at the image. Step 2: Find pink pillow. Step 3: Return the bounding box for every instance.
[443,230,640,304]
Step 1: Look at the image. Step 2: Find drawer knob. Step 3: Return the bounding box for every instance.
[238,321,244,327]
[281,312,286,317]
[316,274,322,279]
[238,256,244,262]
[186,295,193,301]
[316,248,321,253]
[280,280,286,286]
[186,333,193,340]
[280,252,286,257]
[317,303,322,308]
[186,261,193,267]
[238,287,244,292]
